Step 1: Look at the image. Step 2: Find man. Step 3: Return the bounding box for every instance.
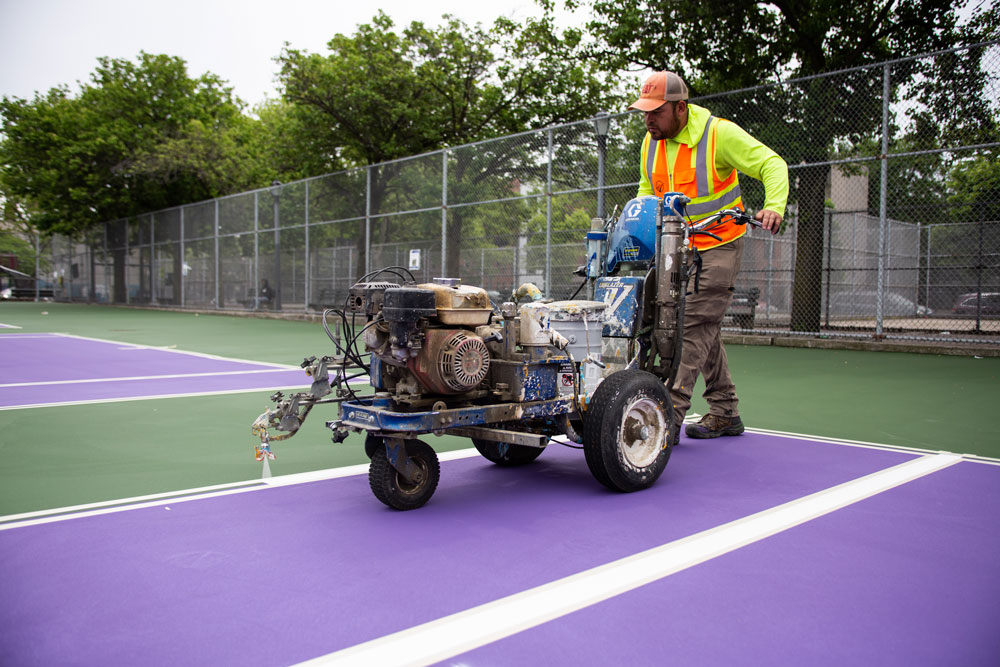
[629,71,788,443]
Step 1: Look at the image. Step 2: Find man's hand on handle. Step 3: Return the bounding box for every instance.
[755,209,782,234]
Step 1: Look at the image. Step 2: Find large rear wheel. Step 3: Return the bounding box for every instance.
[583,370,672,492]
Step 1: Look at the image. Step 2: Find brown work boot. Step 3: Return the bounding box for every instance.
[685,414,745,439]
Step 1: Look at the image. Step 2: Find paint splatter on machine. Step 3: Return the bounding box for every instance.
[252,193,760,509]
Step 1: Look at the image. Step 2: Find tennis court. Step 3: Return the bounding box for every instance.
[1,303,998,665]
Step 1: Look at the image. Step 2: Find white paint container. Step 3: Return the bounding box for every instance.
[519,300,606,362]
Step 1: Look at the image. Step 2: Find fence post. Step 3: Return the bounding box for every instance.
[545,127,553,297]
[34,232,40,301]
[925,224,932,312]
[124,220,130,306]
[271,181,282,311]
[595,112,609,219]
[442,150,448,278]
[214,199,220,309]
[305,180,311,311]
[975,217,984,333]
[254,192,259,311]
[365,167,372,278]
[180,207,186,308]
[876,62,890,337]
[766,234,774,324]
[824,210,832,327]
[149,216,155,304]
[89,236,95,304]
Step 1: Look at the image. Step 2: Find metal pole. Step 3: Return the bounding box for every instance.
[925,224,932,313]
[124,221,130,305]
[254,192,259,311]
[365,167,372,277]
[824,211,831,327]
[149,216,155,304]
[597,136,607,219]
[766,234,774,324]
[34,232,40,302]
[545,127,553,297]
[441,150,448,277]
[975,218,984,333]
[89,235,95,304]
[272,181,282,311]
[305,180,311,311]
[876,63,890,336]
[214,199,220,309]
[180,208,186,308]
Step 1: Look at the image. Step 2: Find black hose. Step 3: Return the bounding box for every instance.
[567,278,588,300]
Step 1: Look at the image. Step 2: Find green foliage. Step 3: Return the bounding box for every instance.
[276,11,623,168]
[0,53,258,236]
[948,155,1000,222]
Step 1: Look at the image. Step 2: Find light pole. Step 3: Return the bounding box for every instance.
[271,180,282,311]
[594,111,610,219]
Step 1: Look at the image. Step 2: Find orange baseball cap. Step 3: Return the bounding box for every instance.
[628,71,689,111]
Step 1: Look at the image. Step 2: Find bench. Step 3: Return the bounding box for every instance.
[726,286,760,329]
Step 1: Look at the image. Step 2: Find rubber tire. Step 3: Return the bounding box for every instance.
[583,369,672,492]
[368,439,440,510]
[472,438,545,466]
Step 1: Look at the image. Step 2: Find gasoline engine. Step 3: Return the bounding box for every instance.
[352,277,605,408]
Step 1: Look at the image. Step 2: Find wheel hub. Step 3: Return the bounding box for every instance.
[619,397,667,468]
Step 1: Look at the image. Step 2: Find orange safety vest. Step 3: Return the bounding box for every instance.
[642,115,745,250]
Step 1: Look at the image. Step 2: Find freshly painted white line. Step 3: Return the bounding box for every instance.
[49,332,300,369]
[0,385,315,411]
[298,453,963,667]
[743,426,983,459]
[0,448,481,529]
[0,323,25,329]
[0,368,301,388]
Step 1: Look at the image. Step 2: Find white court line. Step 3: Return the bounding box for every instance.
[299,452,963,667]
[0,384,315,411]
[0,368,300,388]
[745,426,1000,463]
[49,332,299,369]
[0,448,482,529]
[0,375,371,411]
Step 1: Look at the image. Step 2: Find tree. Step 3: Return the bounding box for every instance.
[276,11,622,278]
[1,53,260,302]
[564,0,992,331]
[1,53,253,234]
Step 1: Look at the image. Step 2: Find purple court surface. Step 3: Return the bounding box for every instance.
[0,333,308,408]
[1,432,998,666]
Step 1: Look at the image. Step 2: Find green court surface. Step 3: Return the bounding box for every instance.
[1,301,997,515]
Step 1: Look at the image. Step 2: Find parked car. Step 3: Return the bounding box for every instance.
[952,292,1000,316]
[828,291,933,318]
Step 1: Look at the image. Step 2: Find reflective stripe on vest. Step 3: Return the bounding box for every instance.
[643,115,746,250]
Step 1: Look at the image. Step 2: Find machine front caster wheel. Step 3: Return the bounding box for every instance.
[583,369,672,492]
[369,439,440,510]
[472,438,544,466]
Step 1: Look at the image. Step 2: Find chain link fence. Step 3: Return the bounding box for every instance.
[19,42,998,344]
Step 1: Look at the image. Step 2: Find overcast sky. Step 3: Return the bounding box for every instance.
[0,0,581,108]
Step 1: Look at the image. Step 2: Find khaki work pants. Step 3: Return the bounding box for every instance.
[669,236,744,426]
